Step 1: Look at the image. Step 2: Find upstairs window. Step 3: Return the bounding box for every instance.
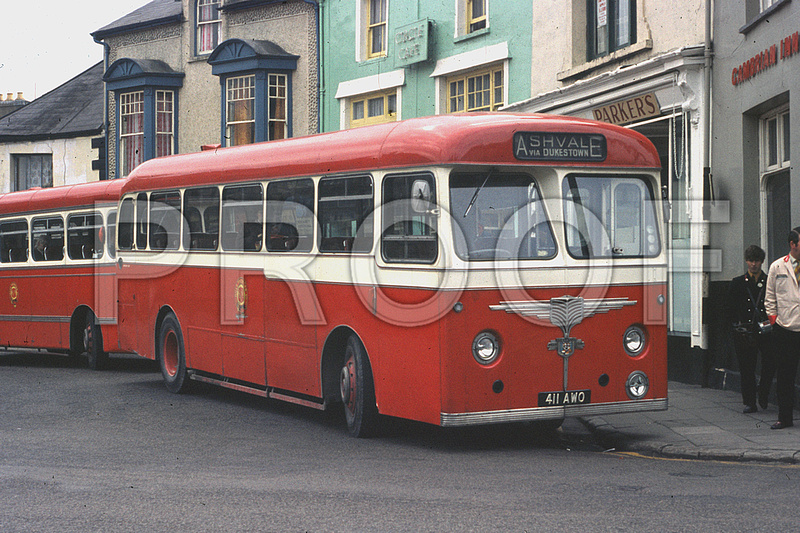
[366,0,388,58]
[351,89,397,127]
[761,0,780,11]
[467,0,487,33]
[12,154,52,191]
[447,65,504,113]
[197,0,221,55]
[226,75,256,146]
[587,0,636,60]
[120,91,145,176]
[761,107,790,172]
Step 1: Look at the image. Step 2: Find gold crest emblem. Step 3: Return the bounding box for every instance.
[235,277,247,319]
[9,283,18,308]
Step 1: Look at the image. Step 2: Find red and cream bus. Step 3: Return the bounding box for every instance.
[116,113,668,436]
[0,179,125,369]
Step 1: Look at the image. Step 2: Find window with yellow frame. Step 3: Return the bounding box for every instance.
[447,66,503,113]
[350,90,397,128]
[367,0,388,58]
[467,0,487,33]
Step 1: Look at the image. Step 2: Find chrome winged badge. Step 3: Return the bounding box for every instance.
[490,295,636,389]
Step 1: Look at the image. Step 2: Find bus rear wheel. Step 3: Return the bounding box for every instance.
[339,335,379,438]
[157,313,191,394]
[83,312,108,371]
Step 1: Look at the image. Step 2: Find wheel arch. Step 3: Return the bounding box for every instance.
[321,326,370,405]
[69,305,98,354]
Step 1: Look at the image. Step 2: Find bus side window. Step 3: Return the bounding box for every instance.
[32,216,64,262]
[266,178,314,252]
[107,210,117,259]
[118,198,135,251]
[221,184,263,252]
[0,219,29,263]
[67,213,104,260]
[381,173,438,263]
[150,190,181,251]
[183,187,220,251]
[318,175,373,253]
[136,193,148,250]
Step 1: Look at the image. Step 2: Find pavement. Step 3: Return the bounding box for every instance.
[583,381,800,464]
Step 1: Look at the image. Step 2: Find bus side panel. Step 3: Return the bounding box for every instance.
[264,278,319,397]
[219,269,266,385]
[0,268,31,347]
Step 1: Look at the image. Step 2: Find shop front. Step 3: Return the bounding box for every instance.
[506,46,712,381]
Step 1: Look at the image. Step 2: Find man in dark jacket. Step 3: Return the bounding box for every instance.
[729,245,775,413]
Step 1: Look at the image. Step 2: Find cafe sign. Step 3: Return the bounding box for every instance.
[395,19,429,68]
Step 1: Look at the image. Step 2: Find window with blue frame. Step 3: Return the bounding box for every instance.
[103,59,183,177]
[209,39,298,146]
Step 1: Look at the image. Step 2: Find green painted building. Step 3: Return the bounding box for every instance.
[320,1,533,131]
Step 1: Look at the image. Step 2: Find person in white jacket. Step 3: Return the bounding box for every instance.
[764,227,800,429]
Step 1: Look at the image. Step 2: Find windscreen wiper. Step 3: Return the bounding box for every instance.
[463,168,494,218]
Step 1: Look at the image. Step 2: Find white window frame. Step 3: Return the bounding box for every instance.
[226,75,256,146]
[156,90,174,158]
[197,0,221,55]
[760,105,790,173]
[760,0,780,12]
[120,91,145,177]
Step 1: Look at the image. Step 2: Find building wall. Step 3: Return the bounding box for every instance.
[103,0,318,178]
[531,0,707,97]
[0,136,99,193]
[711,0,800,277]
[321,1,533,131]
[706,0,800,390]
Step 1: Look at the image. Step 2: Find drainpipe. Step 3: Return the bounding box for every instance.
[302,0,322,133]
[703,0,713,204]
[93,33,111,180]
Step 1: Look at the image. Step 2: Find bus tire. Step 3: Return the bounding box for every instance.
[340,334,379,438]
[83,312,108,371]
[157,313,191,394]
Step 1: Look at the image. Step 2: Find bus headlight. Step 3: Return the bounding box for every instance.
[623,325,646,357]
[625,371,649,400]
[472,331,500,365]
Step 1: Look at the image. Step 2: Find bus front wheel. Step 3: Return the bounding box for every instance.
[157,313,191,394]
[339,335,379,438]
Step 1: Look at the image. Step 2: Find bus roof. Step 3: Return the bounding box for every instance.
[123,113,661,194]
[0,178,126,217]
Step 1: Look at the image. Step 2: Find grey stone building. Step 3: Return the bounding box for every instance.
[91,0,319,179]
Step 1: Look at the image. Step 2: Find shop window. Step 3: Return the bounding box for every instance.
[12,154,52,191]
[587,0,636,60]
[350,90,397,127]
[447,66,503,113]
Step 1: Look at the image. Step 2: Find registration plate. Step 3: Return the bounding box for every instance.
[538,389,591,407]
